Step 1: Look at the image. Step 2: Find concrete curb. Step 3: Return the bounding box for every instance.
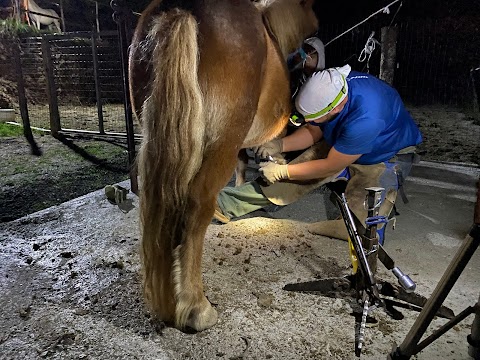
[409,161,479,191]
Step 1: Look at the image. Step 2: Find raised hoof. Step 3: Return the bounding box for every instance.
[213,203,230,224]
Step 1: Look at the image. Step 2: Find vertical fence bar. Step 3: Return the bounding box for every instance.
[60,0,66,32]
[471,68,480,120]
[41,35,61,136]
[13,38,42,156]
[111,0,138,194]
[91,30,105,134]
[14,0,21,21]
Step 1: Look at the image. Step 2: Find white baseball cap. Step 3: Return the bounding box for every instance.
[295,65,351,120]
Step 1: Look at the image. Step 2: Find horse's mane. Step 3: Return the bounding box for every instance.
[256,0,316,59]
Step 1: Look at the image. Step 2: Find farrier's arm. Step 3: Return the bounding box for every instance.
[282,124,323,152]
[287,147,361,180]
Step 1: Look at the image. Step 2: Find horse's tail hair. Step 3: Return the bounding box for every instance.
[138,8,205,326]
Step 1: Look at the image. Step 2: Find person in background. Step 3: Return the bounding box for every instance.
[287,36,326,96]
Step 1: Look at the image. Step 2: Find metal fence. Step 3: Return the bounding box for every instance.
[2,30,140,137]
[4,19,478,131]
[318,18,480,109]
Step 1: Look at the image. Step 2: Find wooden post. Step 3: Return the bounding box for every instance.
[13,39,42,155]
[41,36,61,135]
[379,26,398,85]
[91,30,105,134]
[14,0,21,22]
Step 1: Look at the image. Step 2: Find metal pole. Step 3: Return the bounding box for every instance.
[389,230,479,359]
[91,29,105,134]
[364,187,383,273]
[96,1,100,34]
[470,179,480,359]
[111,0,138,194]
[468,294,480,359]
[389,178,480,359]
[60,0,66,32]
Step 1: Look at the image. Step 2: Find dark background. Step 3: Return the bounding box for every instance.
[1,0,478,31]
[1,0,478,107]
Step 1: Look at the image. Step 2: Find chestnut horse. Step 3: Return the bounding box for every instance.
[129,0,318,331]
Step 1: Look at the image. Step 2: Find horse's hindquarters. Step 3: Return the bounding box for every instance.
[130,0,319,332]
[130,0,268,332]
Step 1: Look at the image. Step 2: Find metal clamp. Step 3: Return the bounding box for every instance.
[366,215,389,226]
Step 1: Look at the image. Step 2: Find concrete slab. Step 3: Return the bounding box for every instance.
[0,161,479,360]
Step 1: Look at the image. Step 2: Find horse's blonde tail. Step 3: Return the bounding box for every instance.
[138,9,205,326]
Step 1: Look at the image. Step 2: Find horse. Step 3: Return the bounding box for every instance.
[128,0,318,332]
[25,0,61,33]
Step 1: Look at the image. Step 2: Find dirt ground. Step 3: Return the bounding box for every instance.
[0,106,479,359]
[0,134,129,222]
[0,169,479,360]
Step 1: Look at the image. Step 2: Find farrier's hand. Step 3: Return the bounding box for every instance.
[253,138,283,160]
[259,162,290,185]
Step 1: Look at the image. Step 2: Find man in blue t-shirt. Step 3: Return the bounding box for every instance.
[214,65,422,244]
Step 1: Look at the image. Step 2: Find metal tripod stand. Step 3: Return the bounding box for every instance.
[284,187,455,357]
[388,179,480,359]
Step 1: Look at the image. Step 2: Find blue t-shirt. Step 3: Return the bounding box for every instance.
[311,71,422,164]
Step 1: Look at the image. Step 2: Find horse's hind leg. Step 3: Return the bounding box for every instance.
[174,141,241,331]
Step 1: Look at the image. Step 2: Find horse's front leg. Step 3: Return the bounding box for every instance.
[234,149,250,186]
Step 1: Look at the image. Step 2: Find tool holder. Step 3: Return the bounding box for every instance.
[284,186,452,357]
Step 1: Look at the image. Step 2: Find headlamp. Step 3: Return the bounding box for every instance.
[289,110,306,127]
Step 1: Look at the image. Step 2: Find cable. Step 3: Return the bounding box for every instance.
[325,0,401,47]
[388,1,403,28]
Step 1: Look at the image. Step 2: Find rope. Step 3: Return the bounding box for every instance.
[358,31,379,63]
[324,0,401,47]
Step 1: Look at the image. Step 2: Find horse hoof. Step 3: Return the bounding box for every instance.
[185,301,218,331]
